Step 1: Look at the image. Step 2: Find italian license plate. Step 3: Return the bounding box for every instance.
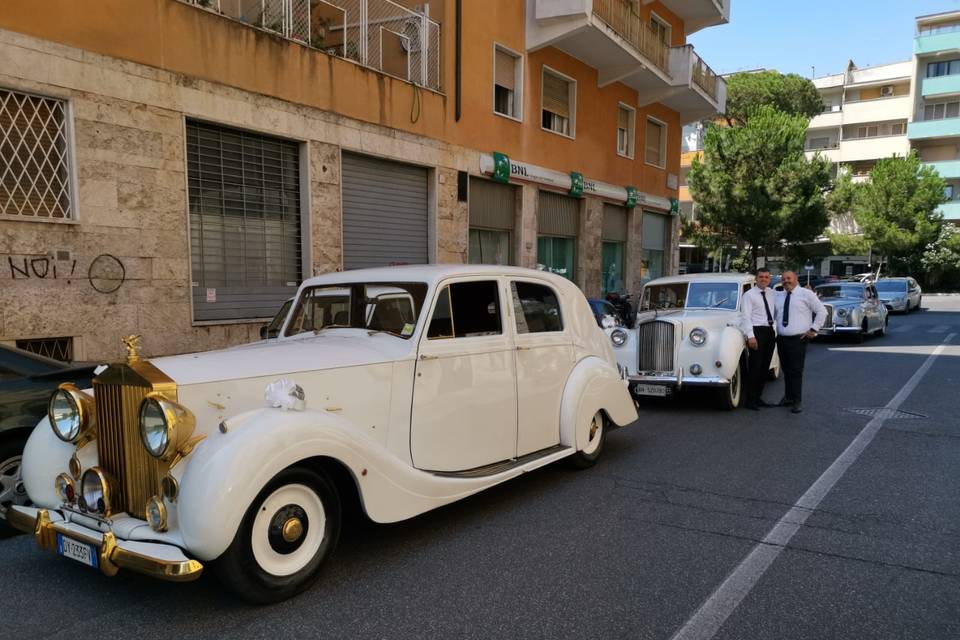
[57,534,99,569]
[634,384,669,397]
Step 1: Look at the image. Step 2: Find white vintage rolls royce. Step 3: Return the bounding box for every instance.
[9,265,637,603]
[608,273,780,409]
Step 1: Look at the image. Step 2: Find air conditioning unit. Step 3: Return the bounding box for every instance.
[880,85,894,97]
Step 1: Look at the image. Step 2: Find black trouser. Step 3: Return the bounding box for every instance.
[747,326,776,404]
[776,334,808,404]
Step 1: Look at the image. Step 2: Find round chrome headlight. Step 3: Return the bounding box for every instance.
[48,384,95,443]
[138,394,196,460]
[55,473,76,504]
[146,496,168,532]
[836,308,848,317]
[80,468,112,515]
[689,328,707,346]
[610,328,628,347]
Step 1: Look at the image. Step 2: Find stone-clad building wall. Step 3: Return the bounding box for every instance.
[1,28,662,362]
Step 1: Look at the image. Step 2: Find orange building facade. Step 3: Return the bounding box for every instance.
[0,0,728,360]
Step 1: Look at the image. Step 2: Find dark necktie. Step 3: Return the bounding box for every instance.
[783,290,792,327]
[760,290,773,326]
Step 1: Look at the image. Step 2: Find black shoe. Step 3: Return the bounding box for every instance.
[756,399,773,408]
[778,397,795,407]
[791,404,803,414]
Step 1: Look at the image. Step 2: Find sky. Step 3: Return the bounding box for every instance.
[689,0,960,79]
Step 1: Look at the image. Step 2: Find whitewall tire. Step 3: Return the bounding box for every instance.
[214,467,341,604]
[569,412,606,469]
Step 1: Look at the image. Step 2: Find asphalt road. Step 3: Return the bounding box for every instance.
[4,296,960,640]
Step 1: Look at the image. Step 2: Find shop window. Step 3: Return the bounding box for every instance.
[602,241,626,295]
[542,67,575,137]
[469,228,511,265]
[494,45,522,120]
[537,236,576,281]
[0,89,74,219]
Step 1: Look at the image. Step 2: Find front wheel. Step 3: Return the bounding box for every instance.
[718,360,743,410]
[0,434,31,538]
[569,412,606,469]
[213,467,341,604]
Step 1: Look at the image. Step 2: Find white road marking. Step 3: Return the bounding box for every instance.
[669,333,957,640]
[928,325,951,333]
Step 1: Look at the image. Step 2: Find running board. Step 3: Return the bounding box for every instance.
[429,444,571,478]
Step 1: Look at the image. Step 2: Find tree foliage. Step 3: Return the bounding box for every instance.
[921,224,960,288]
[849,153,945,274]
[687,105,832,268]
[724,70,824,126]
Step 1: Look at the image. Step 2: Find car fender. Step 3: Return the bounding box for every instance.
[717,326,746,380]
[21,417,74,509]
[559,356,637,452]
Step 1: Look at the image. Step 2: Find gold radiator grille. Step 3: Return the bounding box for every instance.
[92,360,175,520]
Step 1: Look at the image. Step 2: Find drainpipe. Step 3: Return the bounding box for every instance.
[455,0,462,121]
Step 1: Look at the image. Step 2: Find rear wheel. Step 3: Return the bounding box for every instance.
[0,434,31,538]
[854,320,867,343]
[875,316,888,337]
[718,359,743,410]
[569,412,606,469]
[213,467,341,604]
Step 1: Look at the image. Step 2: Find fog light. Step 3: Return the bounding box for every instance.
[161,474,179,502]
[690,363,703,376]
[69,454,82,480]
[715,360,722,368]
[55,473,75,504]
[610,328,628,347]
[80,468,113,516]
[146,496,168,532]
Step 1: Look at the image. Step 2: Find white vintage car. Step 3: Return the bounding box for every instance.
[607,273,780,409]
[9,265,637,603]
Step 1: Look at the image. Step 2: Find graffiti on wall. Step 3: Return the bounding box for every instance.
[6,253,126,293]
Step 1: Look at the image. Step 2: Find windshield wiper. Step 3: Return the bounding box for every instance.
[708,297,731,308]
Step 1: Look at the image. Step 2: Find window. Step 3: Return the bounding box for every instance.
[808,137,831,150]
[0,89,74,219]
[945,185,955,200]
[285,282,426,338]
[511,281,563,333]
[649,13,671,45]
[856,125,879,139]
[891,122,905,135]
[617,103,636,158]
[641,211,668,286]
[924,100,960,121]
[186,120,303,321]
[493,45,522,120]
[927,59,960,77]
[601,204,628,295]
[537,236,576,281]
[542,67,575,137]
[470,229,510,265]
[645,118,666,167]
[469,177,516,265]
[15,336,73,362]
[537,191,578,281]
[427,281,502,339]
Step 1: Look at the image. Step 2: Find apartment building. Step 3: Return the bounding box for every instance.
[0,0,729,361]
[909,10,960,222]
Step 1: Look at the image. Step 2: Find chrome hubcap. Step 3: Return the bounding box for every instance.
[0,455,30,516]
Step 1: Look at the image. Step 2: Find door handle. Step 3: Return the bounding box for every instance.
[516,345,531,351]
[419,354,438,360]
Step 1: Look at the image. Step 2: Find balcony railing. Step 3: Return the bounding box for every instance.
[691,53,718,100]
[592,0,670,75]
[183,0,442,92]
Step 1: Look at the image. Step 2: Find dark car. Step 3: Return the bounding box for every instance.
[587,298,625,328]
[0,345,96,536]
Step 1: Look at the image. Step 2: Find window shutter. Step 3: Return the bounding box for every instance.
[538,191,579,237]
[642,212,667,250]
[618,106,630,130]
[645,119,663,164]
[602,204,628,242]
[542,72,570,118]
[470,177,516,230]
[495,49,516,91]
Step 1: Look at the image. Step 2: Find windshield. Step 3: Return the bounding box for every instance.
[642,282,740,311]
[284,282,428,338]
[816,285,864,299]
[875,280,907,293]
[263,299,293,339]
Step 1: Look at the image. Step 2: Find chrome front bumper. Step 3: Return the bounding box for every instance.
[627,373,730,389]
[818,326,861,335]
[7,505,203,582]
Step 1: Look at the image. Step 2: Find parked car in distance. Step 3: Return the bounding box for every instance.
[607,273,780,410]
[588,298,625,328]
[0,345,96,536]
[875,277,922,313]
[814,282,889,341]
[10,265,637,603]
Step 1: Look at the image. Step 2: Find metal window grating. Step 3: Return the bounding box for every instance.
[186,120,303,321]
[16,336,74,362]
[0,89,73,219]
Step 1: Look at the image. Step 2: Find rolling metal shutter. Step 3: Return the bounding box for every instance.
[342,152,428,270]
[186,120,303,322]
[538,190,579,236]
[602,204,628,242]
[642,210,668,250]
[469,177,516,230]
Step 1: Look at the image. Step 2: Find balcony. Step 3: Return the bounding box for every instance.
[653,0,730,35]
[183,0,442,92]
[810,109,843,129]
[657,47,726,123]
[925,159,960,178]
[805,147,841,163]
[939,201,960,220]
[916,24,960,55]
[922,74,960,98]
[908,117,960,140]
[843,96,912,124]
[839,135,910,162]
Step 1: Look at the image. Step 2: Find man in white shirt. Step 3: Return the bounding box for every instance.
[774,270,826,414]
[740,268,777,410]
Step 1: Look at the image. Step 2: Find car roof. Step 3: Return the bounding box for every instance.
[300,264,578,290]
[877,277,909,281]
[644,272,755,286]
